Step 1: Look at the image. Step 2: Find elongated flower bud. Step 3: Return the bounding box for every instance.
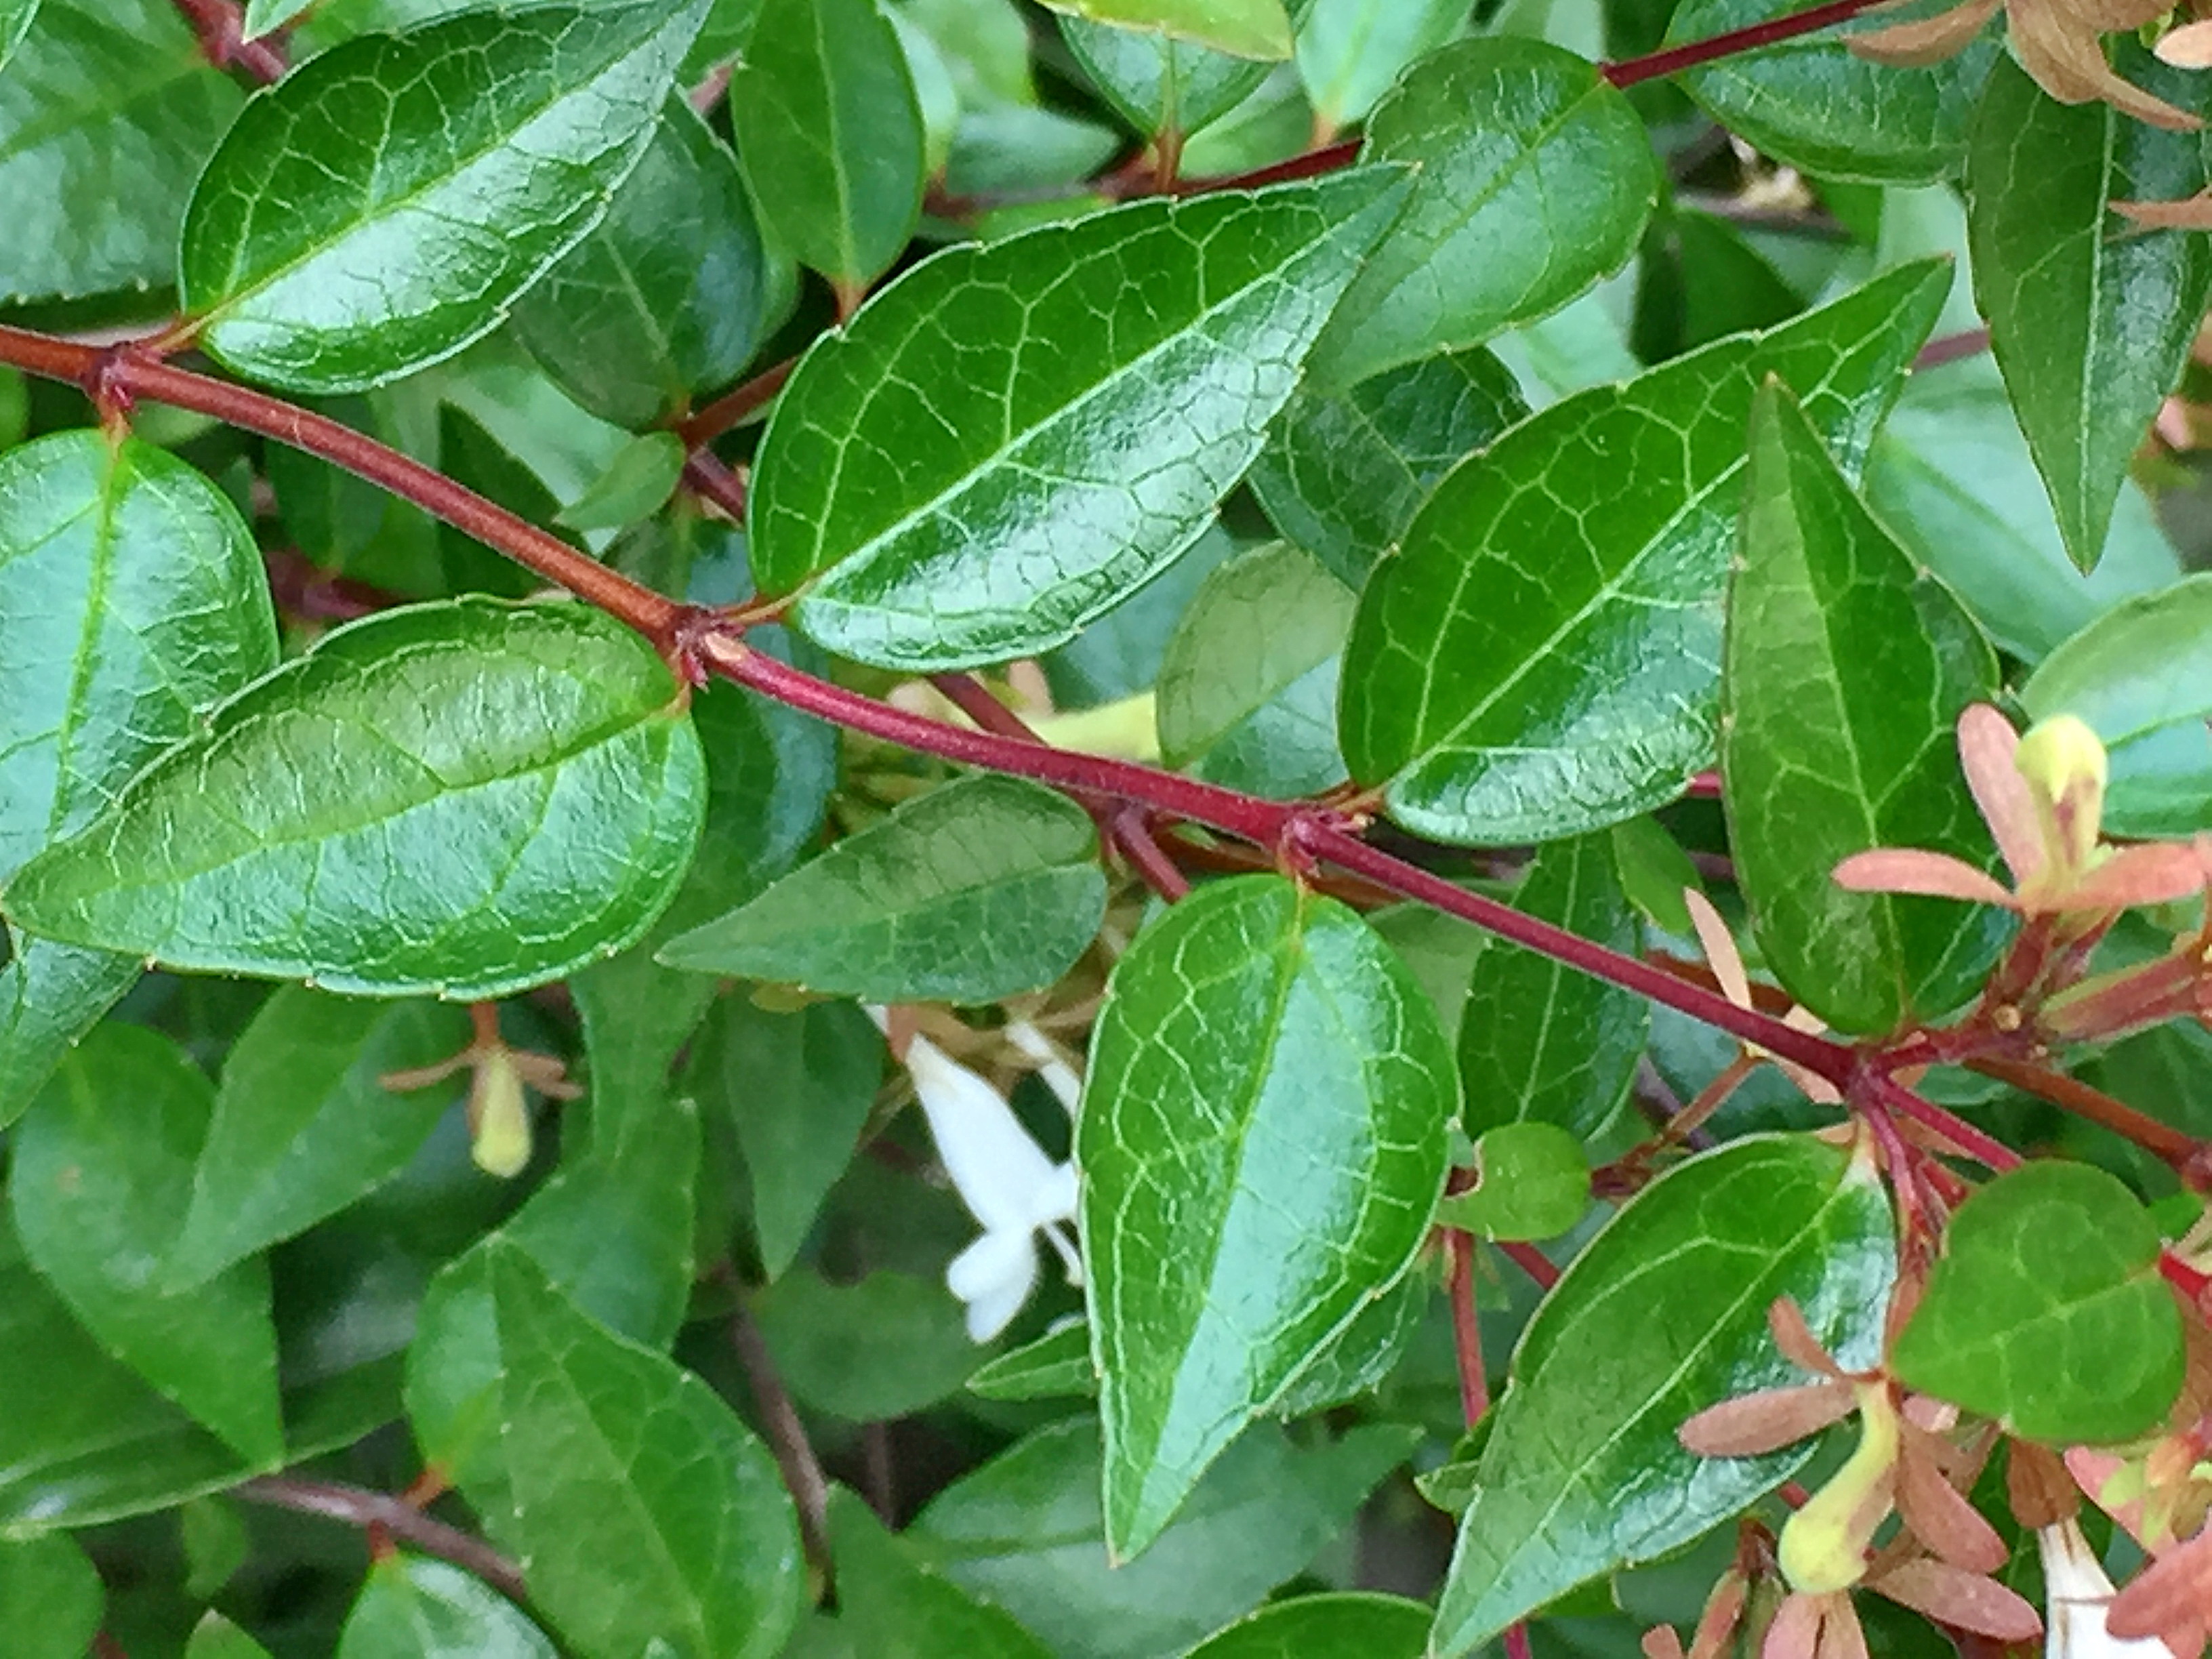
[1778,1385,1900,1594]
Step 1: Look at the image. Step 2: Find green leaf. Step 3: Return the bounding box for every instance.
[512,97,770,430]
[1294,0,1465,132]
[1307,38,1658,391]
[1457,834,1647,1141]
[167,990,472,1285]
[1248,346,1529,588]
[660,775,1105,1004]
[338,1555,554,1659]
[180,1496,250,1599]
[750,171,1408,670]
[684,994,882,1279]
[0,1533,102,1659]
[0,0,243,302]
[1430,1134,1897,1655]
[1866,356,2183,663]
[5,598,708,1000]
[2021,575,2212,838]
[1185,1594,1432,1657]
[1155,541,1353,799]
[1891,1161,2184,1443]
[1668,0,1995,184]
[185,1612,275,1659]
[756,1272,977,1418]
[729,0,924,295]
[1340,261,1949,845]
[1723,380,2002,1035]
[1269,1267,1431,1415]
[909,1418,1416,1659]
[179,2,708,393]
[11,1025,283,1462]
[409,1239,804,1659]
[1059,10,1292,136]
[967,1323,1096,1400]
[830,1489,1054,1658]
[1437,1122,1591,1242]
[1080,875,1456,1557]
[1967,50,2212,570]
[556,431,686,531]
[1045,0,1292,59]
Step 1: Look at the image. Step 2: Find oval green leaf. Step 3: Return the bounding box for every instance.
[1046,0,1293,59]
[7,598,705,998]
[750,170,1408,671]
[1430,1134,1896,1655]
[186,1613,276,1659]
[967,1323,1097,1401]
[1340,261,1949,845]
[830,1489,1054,1659]
[659,773,1105,1003]
[0,1533,102,1659]
[1295,0,1465,132]
[179,1,708,392]
[1080,875,1456,1559]
[1059,9,1295,137]
[1186,1593,1431,1657]
[1723,380,2003,1036]
[1890,1160,2185,1444]
[1307,37,1658,391]
[337,1555,554,1659]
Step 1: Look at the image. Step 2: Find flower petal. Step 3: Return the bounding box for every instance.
[2156,17,2212,66]
[1847,0,2001,64]
[1957,703,2043,886]
[906,1031,1067,1234]
[1685,888,1753,1010]
[1831,849,2017,907]
[947,1227,1040,1341]
[1762,1593,1824,1659]
[2011,2,2202,127]
[2065,843,2209,912]
[1896,1425,2009,1572]
[1643,1629,1689,1659]
[1870,1558,2042,1641]
[1679,1380,1857,1456]
[2059,1515,2189,1657]
[1770,1296,1848,1378]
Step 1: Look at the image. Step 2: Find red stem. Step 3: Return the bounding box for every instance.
[682,451,750,525]
[1448,1231,1489,1429]
[1601,0,1894,87]
[1498,1241,1562,1291]
[1852,1065,2022,1172]
[677,357,796,449]
[170,0,288,82]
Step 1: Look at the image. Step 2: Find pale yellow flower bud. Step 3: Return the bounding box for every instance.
[2015,714,2108,883]
[467,1046,533,1179]
[1777,1385,1900,1595]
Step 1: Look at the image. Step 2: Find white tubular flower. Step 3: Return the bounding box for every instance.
[888,1022,1082,1342]
[2039,1519,2177,1659]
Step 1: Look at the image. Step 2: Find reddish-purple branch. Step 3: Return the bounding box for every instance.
[232,1476,526,1602]
[171,0,288,83]
[1602,0,1894,86]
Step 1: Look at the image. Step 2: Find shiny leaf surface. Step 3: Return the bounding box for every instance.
[750,171,1406,670]
[755,1273,977,1420]
[1044,0,1293,58]
[1058,10,1288,136]
[6,598,707,1000]
[180,3,706,392]
[1185,1593,1431,1656]
[1294,0,1465,131]
[337,1555,554,1659]
[1080,876,1456,1557]
[967,1324,1097,1401]
[1430,1135,1896,1654]
[1340,262,1948,844]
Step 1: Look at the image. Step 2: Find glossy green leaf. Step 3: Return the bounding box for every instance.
[556,431,685,531]
[0,1533,102,1659]
[0,430,279,1122]
[660,775,1105,1004]
[1668,0,1994,184]
[185,1612,274,1659]
[831,1489,1054,1658]
[338,1555,554,1659]
[1340,262,1949,845]
[1186,1593,1431,1657]
[0,0,243,303]
[750,171,1408,670]
[729,0,924,294]
[409,1239,804,1659]
[1307,38,1658,391]
[1080,875,1456,1557]
[1295,0,1464,132]
[1723,381,2002,1035]
[756,1273,977,1420]
[179,2,708,393]
[909,1418,1416,1659]
[1891,1161,2184,1443]
[1431,1134,1897,1654]
[968,1323,1096,1400]
[1866,356,2183,663]
[1155,541,1353,799]
[2021,575,2212,838]
[1967,51,2212,570]
[1437,1122,1591,1242]
[1046,0,1291,58]
[1457,834,1647,1141]
[512,98,770,430]
[1059,9,1294,136]
[685,994,882,1279]
[6,598,708,1000]
[1248,346,1528,588]
[1269,1268,1431,1416]
[180,1496,249,1600]
[168,991,472,1285]
[12,1025,283,1462]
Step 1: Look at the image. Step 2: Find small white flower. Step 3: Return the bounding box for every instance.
[2040,1519,2178,1659]
[876,1013,1082,1342]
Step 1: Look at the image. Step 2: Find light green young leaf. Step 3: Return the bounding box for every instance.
[660,775,1106,1004]
[185,1612,276,1659]
[755,1273,977,1420]
[11,1025,283,1464]
[180,2,708,392]
[1294,0,1464,134]
[750,170,1407,670]
[1081,876,1456,1559]
[0,0,243,302]
[240,0,312,33]
[830,1489,1054,1659]
[1044,0,1292,59]
[556,431,686,531]
[1340,261,1948,845]
[1186,1594,1432,1657]
[967,1324,1096,1401]
[1437,1123,1591,1242]
[337,1555,554,1659]
[1058,5,1306,137]
[1967,51,2212,570]
[2021,575,2212,838]
[730,0,924,295]
[1431,1135,1896,1654]
[0,1533,102,1659]
[1308,37,1658,390]
[1891,1161,2182,1443]
[1723,380,2003,1035]
[5,598,707,1000]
